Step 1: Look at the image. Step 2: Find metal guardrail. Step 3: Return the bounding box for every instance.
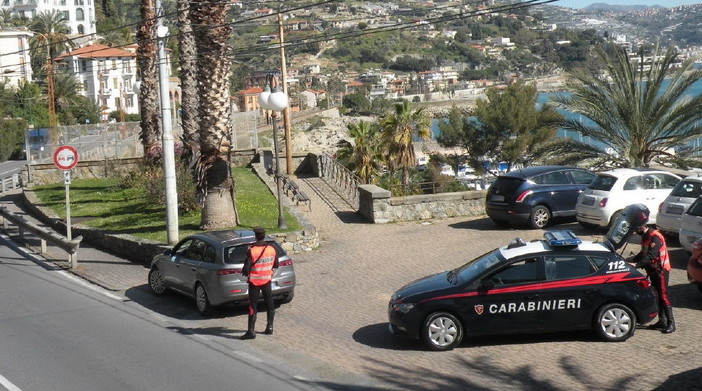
[1,174,21,195]
[0,206,82,268]
[317,153,360,209]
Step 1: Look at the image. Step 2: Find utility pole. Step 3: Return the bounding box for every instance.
[46,57,57,143]
[278,13,293,175]
[156,0,179,244]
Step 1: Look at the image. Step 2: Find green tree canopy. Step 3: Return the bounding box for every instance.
[0,118,26,162]
[437,81,560,172]
[540,45,702,170]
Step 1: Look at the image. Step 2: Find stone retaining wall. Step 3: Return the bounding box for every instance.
[358,184,486,223]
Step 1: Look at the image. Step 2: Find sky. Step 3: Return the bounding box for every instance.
[552,0,702,8]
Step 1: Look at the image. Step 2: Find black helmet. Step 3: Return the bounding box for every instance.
[623,203,650,229]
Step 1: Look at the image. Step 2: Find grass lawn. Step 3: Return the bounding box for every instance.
[32,166,300,243]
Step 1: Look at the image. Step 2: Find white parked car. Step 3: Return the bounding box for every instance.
[576,168,681,228]
[657,176,702,238]
[680,196,702,252]
[439,164,456,177]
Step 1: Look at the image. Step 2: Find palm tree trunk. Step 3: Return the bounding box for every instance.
[177,0,198,147]
[136,0,160,156]
[191,0,237,229]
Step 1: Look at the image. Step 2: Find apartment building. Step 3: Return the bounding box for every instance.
[0,29,33,87]
[54,43,138,119]
[0,0,96,35]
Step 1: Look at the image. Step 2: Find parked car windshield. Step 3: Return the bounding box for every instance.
[449,250,504,285]
[589,174,617,191]
[671,180,702,198]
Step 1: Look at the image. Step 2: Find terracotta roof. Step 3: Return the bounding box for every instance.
[55,43,136,60]
[237,87,263,95]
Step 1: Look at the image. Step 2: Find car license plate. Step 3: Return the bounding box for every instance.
[581,197,595,206]
[490,195,505,202]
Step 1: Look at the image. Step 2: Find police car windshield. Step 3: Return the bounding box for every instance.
[449,250,504,285]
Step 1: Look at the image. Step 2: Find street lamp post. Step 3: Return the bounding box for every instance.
[259,76,289,229]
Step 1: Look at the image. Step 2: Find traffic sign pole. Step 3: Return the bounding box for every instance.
[53,146,78,269]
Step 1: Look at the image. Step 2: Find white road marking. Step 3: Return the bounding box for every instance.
[0,373,23,391]
[0,232,123,301]
[233,350,263,363]
[57,271,123,301]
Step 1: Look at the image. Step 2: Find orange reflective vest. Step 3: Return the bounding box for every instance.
[641,230,671,272]
[247,244,276,286]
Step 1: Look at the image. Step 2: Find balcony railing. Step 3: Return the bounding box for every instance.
[100,88,112,96]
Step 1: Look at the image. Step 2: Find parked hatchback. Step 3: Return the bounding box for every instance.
[679,196,702,253]
[148,230,296,315]
[576,168,681,228]
[657,176,702,238]
[485,165,596,229]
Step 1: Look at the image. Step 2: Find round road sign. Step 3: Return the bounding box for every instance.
[53,145,78,170]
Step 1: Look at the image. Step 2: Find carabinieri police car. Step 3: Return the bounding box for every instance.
[388,204,658,351]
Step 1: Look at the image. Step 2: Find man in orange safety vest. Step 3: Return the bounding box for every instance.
[240,226,278,340]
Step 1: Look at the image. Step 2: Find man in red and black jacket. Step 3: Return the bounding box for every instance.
[240,226,279,340]
[629,224,675,334]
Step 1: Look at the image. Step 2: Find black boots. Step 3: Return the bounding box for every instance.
[240,314,257,340]
[241,311,275,339]
[647,307,667,330]
[264,309,275,335]
[662,305,675,334]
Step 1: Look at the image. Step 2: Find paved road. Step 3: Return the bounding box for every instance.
[0,240,345,391]
[2,178,702,390]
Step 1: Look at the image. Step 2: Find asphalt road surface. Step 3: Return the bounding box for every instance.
[0,236,376,391]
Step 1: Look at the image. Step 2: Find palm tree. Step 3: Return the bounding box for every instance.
[28,10,73,76]
[98,30,130,47]
[545,45,702,169]
[52,72,83,124]
[177,0,198,149]
[0,9,13,27]
[191,0,236,229]
[336,120,383,184]
[136,0,160,155]
[380,101,431,188]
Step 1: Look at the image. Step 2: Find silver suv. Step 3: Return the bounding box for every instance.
[148,230,296,315]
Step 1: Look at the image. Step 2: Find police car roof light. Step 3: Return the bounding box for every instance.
[544,230,582,247]
[507,237,527,249]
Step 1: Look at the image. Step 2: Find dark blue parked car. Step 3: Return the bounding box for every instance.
[486,166,596,229]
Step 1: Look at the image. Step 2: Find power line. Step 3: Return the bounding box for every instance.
[0,0,555,77]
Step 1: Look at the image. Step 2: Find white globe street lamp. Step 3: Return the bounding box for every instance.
[260,79,289,229]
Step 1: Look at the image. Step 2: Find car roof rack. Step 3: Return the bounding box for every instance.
[544,230,581,247]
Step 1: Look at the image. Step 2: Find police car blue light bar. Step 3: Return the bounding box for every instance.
[544,230,581,247]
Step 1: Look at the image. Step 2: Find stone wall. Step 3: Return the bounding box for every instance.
[358,184,486,223]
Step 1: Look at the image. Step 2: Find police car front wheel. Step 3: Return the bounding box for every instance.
[594,303,636,342]
[421,312,464,351]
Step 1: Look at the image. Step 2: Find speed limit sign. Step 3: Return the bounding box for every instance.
[53,145,78,170]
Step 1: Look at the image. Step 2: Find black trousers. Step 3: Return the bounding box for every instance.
[649,269,671,307]
[247,281,274,319]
